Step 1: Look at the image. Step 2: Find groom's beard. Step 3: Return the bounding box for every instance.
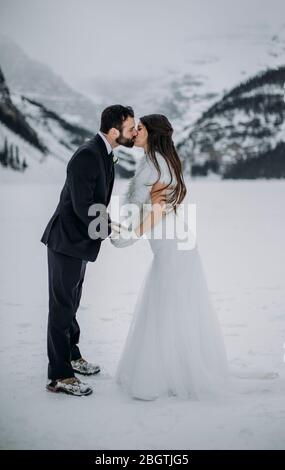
[116,132,135,148]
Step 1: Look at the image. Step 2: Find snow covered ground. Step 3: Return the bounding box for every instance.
[0,176,285,450]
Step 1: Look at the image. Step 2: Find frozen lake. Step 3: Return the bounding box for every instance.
[0,176,285,449]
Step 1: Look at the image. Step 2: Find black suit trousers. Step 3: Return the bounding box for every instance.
[47,247,87,380]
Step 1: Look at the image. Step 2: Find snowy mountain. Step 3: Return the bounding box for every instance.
[0,67,136,179]
[0,34,99,131]
[80,72,219,136]
[178,66,285,179]
[12,94,92,163]
[2,28,285,180]
[80,28,285,135]
[0,67,46,154]
[0,65,95,172]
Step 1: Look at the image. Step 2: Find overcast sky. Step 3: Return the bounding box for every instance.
[0,0,284,83]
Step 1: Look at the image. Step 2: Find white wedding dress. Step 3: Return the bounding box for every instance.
[114,152,230,401]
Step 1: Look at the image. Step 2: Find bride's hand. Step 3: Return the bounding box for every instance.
[109,221,122,235]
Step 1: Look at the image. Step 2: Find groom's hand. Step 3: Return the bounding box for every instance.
[109,221,141,248]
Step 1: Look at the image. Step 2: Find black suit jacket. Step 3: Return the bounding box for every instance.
[41,134,115,262]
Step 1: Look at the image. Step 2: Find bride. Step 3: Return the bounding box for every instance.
[109,114,229,401]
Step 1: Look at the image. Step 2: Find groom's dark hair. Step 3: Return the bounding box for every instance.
[100,105,134,133]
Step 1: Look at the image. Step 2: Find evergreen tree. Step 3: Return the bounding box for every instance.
[15,146,20,170]
[22,158,28,171]
[4,137,8,159]
[9,143,15,169]
[0,138,9,167]
[2,147,8,167]
[0,140,28,172]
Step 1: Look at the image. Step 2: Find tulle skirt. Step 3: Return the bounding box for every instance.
[115,211,230,400]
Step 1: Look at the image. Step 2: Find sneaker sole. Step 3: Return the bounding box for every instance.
[46,384,93,396]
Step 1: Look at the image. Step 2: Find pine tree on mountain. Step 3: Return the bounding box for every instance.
[0,137,8,167]
[22,158,28,171]
[15,146,20,170]
[0,138,28,172]
[3,146,8,167]
[4,137,8,157]
[9,144,17,170]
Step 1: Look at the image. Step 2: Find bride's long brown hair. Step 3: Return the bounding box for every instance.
[140,114,187,212]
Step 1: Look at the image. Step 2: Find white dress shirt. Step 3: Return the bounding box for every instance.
[98,131,113,155]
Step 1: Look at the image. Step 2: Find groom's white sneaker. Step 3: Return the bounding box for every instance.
[71,357,101,376]
[46,377,93,396]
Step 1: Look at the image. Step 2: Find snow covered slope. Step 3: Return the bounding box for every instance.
[12,94,92,163]
[0,63,136,181]
[0,34,99,131]
[0,65,95,179]
[178,66,285,178]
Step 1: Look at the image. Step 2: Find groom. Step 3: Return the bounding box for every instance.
[41,105,137,396]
